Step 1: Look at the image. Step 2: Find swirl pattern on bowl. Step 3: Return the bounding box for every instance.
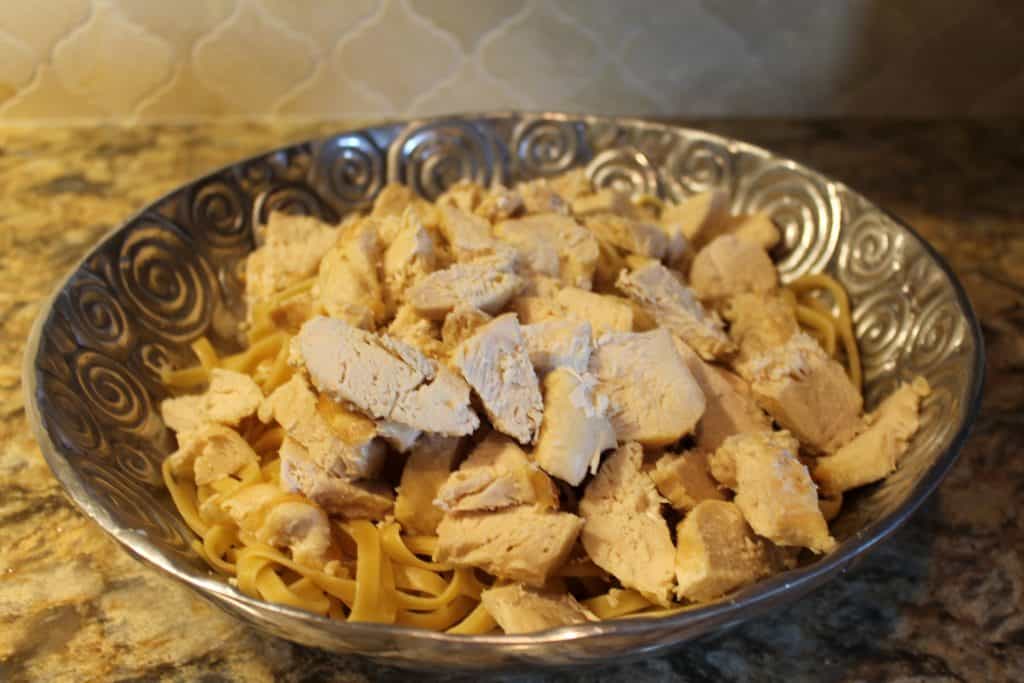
[26,114,983,669]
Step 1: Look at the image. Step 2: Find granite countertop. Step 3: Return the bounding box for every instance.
[1,120,1021,682]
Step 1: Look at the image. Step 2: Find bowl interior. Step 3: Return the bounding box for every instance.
[25,114,983,668]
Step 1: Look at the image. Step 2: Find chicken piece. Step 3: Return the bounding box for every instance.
[376,420,420,453]
[438,179,485,213]
[674,500,776,602]
[584,213,668,260]
[589,329,705,447]
[571,187,635,218]
[279,436,394,520]
[579,443,676,606]
[672,338,770,452]
[452,314,544,445]
[708,429,788,490]
[719,431,835,553]
[406,261,524,320]
[728,211,781,250]
[475,184,524,223]
[436,205,515,264]
[519,273,564,298]
[723,291,800,363]
[516,178,571,216]
[316,218,386,329]
[616,262,733,360]
[441,305,492,351]
[166,423,258,486]
[508,296,564,325]
[294,316,478,436]
[382,211,436,307]
[259,374,385,479]
[434,506,583,587]
[521,319,593,375]
[481,584,596,634]
[266,290,315,334]
[659,189,729,250]
[386,304,444,359]
[534,368,616,486]
[394,435,461,535]
[741,332,863,454]
[555,287,634,334]
[434,434,544,513]
[161,368,263,435]
[813,378,929,496]
[494,213,600,289]
[689,234,778,302]
[372,183,415,218]
[650,450,725,512]
[244,212,339,312]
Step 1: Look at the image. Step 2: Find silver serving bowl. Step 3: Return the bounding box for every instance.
[24,114,984,670]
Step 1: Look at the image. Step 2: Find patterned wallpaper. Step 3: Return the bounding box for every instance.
[0,0,1021,123]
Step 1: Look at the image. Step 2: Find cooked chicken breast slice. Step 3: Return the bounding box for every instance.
[516,178,572,216]
[481,584,596,634]
[508,296,565,325]
[589,329,705,447]
[579,443,676,606]
[441,304,492,351]
[382,211,436,308]
[494,213,600,289]
[616,261,733,360]
[435,506,583,587]
[434,433,545,513]
[534,368,616,486]
[316,218,385,329]
[394,435,462,535]
[555,287,634,334]
[386,304,444,359]
[658,189,729,251]
[689,234,778,302]
[674,500,776,602]
[813,377,929,496]
[436,205,516,264]
[723,291,800,363]
[717,431,836,553]
[475,184,524,222]
[452,314,544,445]
[279,436,394,520]
[521,319,593,375]
[584,213,668,260]
[650,450,725,512]
[406,261,524,320]
[161,368,263,435]
[166,423,258,486]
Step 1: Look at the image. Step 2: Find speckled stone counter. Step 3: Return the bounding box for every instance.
[1,121,1021,682]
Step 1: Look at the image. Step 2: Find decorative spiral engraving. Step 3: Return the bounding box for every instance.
[853,289,914,382]
[74,350,158,437]
[389,121,499,200]
[113,439,165,487]
[190,179,249,249]
[116,219,216,344]
[734,160,840,281]
[252,183,335,237]
[38,373,107,456]
[631,127,678,165]
[907,296,967,374]
[586,147,658,196]
[311,132,384,210]
[511,119,582,177]
[234,158,276,194]
[665,138,733,197]
[838,209,904,294]
[64,275,132,353]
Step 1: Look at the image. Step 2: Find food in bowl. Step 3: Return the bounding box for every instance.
[159,169,928,634]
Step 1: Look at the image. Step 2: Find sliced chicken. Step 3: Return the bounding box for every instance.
[649,450,725,512]
[441,305,492,351]
[161,368,263,435]
[279,436,394,520]
[672,338,770,452]
[516,178,571,216]
[813,378,929,496]
[508,295,564,325]
[437,180,485,214]
[434,433,548,513]
[166,423,258,486]
[244,212,339,313]
[436,205,516,264]
[723,291,800,364]
[659,189,729,251]
[386,303,444,359]
[584,213,668,260]
[674,500,776,602]
[740,332,862,454]
[452,314,544,445]
[716,431,836,553]
[534,368,617,486]
[481,584,596,634]
[372,183,415,218]
[382,210,436,307]
[521,319,593,375]
[494,213,600,289]
[555,287,634,334]
[617,261,733,360]
[689,234,778,302]
[259,374,385,479]
[728,211,781,250]
[475,184,524,222]
[579,443,676,606]
[406,261,524,320]
[316,218,386,329]
[394,435,461,535]
[435,506,583,587]
[589,329,705,447]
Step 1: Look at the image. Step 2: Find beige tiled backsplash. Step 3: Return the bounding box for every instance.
[0,0,1021,123]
